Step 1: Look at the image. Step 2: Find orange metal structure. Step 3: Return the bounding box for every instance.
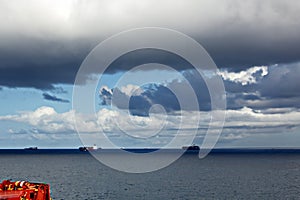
[0,180,51,200]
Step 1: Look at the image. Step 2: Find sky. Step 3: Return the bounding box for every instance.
[0,0,300,148]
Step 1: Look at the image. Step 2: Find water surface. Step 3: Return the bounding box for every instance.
[1,153,300,199]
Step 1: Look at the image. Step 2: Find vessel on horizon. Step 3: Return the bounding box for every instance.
[182,144,200,150]
[24,147,38,150]
[79,144,99,152]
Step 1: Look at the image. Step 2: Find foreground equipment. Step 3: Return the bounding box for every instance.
[0,180,51,200]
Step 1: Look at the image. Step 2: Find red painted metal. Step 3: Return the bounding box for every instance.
[0,180,51,200]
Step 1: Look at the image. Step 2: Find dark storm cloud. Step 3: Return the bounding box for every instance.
[259,63,300,99]
[99,87,113,106]
[99,62,300,115]
[0,38,92,89]
[105,49,194,74]
[200,33,300,70]
[100,84,181,116]
[43,93,69,103]
[100,70,214,116]
[224,63,300,111]
[0,0,300,89]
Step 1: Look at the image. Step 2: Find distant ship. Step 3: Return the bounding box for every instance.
[182,145,200,150]
[79,144,99,152]
[24,147,38,150]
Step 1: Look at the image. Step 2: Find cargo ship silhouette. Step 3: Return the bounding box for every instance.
[79,144,99,152]
[24,147,38,150]
[182,144,200,150]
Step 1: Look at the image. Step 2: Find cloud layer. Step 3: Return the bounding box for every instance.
[43,93,69,103]
[1,0,300,89]
[99,63,300,115]
[1,0,299,147]
[1,105,299,147]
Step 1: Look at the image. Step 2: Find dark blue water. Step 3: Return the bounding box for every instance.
[1,151,300,199]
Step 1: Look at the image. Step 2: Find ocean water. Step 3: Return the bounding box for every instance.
[1,152,300,199]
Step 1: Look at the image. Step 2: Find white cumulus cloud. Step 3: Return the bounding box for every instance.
[1,106,300,144]
[218,66,268,85]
